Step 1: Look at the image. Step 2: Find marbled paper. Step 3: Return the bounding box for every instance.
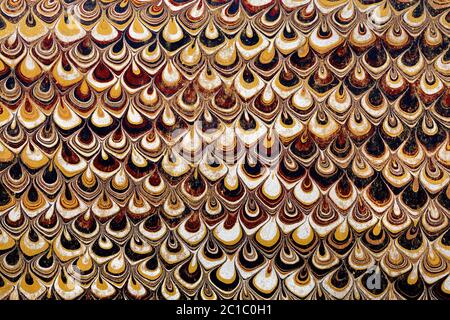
[0,0,449,301]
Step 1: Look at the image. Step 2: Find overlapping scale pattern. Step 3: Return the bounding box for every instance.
[0,0,449,300]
